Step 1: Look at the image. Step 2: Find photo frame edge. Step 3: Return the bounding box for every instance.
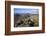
[5,1,45,35]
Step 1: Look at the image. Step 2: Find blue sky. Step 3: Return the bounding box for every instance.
[14,8,39,14]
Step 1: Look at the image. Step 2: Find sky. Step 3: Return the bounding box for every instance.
[14,8,39,14]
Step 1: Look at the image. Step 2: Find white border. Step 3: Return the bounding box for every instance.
[11,5,42,31]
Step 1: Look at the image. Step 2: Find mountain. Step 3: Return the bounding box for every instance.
[14,13,39,18]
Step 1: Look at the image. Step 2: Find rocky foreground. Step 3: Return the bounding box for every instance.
[14,14,39,27]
